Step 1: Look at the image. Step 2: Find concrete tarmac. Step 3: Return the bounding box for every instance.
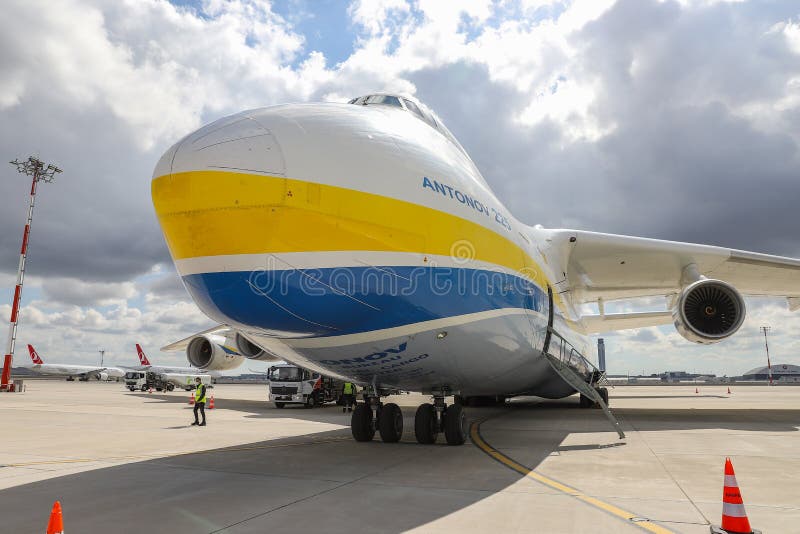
[0,381,798,533]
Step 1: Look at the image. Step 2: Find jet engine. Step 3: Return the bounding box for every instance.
[186,335,245,371]
[672,279,746,344]
[234,333,281,362]
[97,372,109,381]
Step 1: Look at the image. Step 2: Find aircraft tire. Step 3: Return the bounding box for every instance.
[378,403,403,443]
[351,403,375,442]
[414,403,438,444]
[444,403,467,446]
[166,383,175,392]
[274,402,285,408]
[599,387,609,406]
[579,393,593,408]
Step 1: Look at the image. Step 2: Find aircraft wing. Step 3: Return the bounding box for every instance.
[160,325,231,352]
[541,229,800,332]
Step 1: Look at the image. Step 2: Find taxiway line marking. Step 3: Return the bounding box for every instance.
[3,436,350,467]
[469,421,674,534]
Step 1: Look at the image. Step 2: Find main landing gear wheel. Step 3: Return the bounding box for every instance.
[351,403,376,442]
[444,403,467,446]
[378,402,403,443]
[579,393,593,408]
[598,387,609,406]
[414,403,438,444]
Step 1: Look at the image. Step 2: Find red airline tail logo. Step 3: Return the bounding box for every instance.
[28,344,44,364]
[136,343,151,366]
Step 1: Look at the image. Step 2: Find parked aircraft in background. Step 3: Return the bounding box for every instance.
[135,343,222,379]
[26,344,126,381]
[152,92,800,445]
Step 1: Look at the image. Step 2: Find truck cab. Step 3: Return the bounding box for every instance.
[124,371,147,392]
[267,364,343,408]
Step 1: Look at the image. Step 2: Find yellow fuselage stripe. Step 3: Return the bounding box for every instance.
[469,421,674,534]
[152,170,565,310]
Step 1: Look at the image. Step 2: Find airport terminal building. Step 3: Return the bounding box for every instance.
[741,363,800,382]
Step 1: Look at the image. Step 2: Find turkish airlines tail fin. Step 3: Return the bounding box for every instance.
[135,343,151,366]
[27,344,44,364]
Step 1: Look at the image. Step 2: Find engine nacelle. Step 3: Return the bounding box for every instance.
[234,333,281,362]
[186,335,245,371]
[97,372,109,381]
[672,279,746,344]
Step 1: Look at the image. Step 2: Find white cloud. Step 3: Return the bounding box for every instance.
[349,0,411,35]
[42,278,137,307]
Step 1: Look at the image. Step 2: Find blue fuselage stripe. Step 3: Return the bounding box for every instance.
[183,266,548,337]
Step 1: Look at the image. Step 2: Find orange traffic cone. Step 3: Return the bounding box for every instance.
[727,387,731,395]
[710,458,761,534]
[46,500,64,534]
[208,395,215,410]
[695,387,699,394]
[189,391,195,405]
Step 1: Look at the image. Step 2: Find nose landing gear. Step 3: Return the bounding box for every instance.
[351,390,403,443]
[414,395,466,446]
[349,389,468,446]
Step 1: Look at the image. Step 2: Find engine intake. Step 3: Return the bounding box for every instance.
[673,279,746,344]
[186,335,244,371]
[235,332,281,362]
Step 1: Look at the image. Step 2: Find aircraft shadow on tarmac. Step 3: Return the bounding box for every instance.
[1,396,798,533]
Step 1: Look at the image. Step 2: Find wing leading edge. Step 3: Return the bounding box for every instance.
[535,228,800,333]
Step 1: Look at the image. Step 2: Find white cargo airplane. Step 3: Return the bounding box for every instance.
[26,344,126,381]
[152,93,800,445]
[134,343,223,379]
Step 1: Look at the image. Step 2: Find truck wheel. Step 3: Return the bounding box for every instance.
[128,387,134,392]
[444,403,467,446]
[274,402,285,409]
[166,383,175,392]
[140,385,148,392]
[351,403,375,442]
[378,403,403,443]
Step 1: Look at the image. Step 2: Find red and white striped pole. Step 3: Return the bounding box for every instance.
[1,157,61,391]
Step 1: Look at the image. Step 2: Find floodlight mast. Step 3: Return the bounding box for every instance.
[1,157,61,391]
[760,325,773,386]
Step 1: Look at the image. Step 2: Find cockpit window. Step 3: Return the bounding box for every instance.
[349,93,467,157]
[402,98,424,120]
[365,94,402,107]
[401,98,438,128]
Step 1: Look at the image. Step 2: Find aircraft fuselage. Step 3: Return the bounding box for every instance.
[153,100,586,398]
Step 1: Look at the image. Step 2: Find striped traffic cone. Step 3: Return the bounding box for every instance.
[46,500,64,534]
[208,395,215,410]
[189,391,195,405]
[710,458,761,533]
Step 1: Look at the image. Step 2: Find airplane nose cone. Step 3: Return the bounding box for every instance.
[153,111,286,180]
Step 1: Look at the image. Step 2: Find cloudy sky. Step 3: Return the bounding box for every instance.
[2,0,799,375]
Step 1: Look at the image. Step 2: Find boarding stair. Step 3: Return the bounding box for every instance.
[544,327,625,439]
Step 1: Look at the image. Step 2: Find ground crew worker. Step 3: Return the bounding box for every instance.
[342,382,356,413]
[191,377,207,426]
